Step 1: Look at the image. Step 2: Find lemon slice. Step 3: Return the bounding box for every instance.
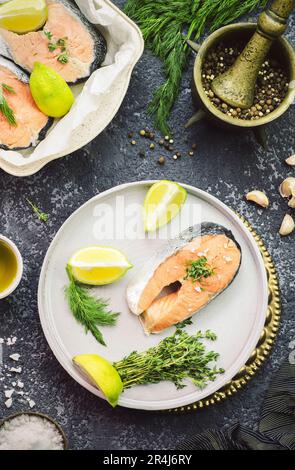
[73,354,123,407]
[68,246,133,285]
[0,0,48,33]
[30,62,75,118]
[143,180,187,232]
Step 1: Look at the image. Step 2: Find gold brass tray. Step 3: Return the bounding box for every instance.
[170,215,281,413]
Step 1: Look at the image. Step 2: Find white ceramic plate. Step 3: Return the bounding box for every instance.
[38,181,268,410]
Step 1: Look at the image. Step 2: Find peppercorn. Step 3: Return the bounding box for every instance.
[158,156,165,165]
[131,140,137,145]
[150,143,155,150]
[139,130,146,137]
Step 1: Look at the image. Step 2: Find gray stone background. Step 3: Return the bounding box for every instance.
[0,1,294,450]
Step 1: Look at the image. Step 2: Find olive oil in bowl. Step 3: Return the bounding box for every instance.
[0,238,19,296]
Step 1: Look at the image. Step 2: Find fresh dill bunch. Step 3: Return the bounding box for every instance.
[65,266,119,347]
[124,0,268,134]
[26,198,49,222]
[114,328,224,389]
[184,256,214,282]
[0,83,16,125]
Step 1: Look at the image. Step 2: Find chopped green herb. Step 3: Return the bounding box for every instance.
[184,257,214,282]
[56,37,67,47]
[1,83,16,94]
[26,199,49,222]
[65,266,119,347]
[176,317,193,329]
[114,328,224,390]
[0,84,16,125]
[57,53,69,64]
[48,42,57,52]
[44,29,53,40]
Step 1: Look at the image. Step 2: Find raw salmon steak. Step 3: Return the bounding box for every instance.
[0,0,106,84]
[0,57,51,150]
[126,223,242,334]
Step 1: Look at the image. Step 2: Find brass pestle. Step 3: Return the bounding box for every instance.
[211,0,295,109]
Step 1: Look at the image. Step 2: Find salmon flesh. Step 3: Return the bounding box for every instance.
[0,0,107,84]
[0,57,52,150]
[126,223,242,334]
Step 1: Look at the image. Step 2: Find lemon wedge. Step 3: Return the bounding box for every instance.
[143,180,187,232]
[73,354,123,407]
[30,62,74,118]
[0,0,48,33]
[68,246,133,285]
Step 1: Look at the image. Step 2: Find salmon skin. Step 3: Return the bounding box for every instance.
[0,0,107,84]
[126,223,242,334]
[0,56,52,150]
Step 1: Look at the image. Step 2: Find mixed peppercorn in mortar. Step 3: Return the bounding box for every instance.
[202,41,289,120]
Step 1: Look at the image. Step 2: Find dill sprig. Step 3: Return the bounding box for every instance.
[65,266,119,346]
[0,83,16,125]
[124,0,268,134]
[26,198,49,222]
[184,256,214,282]
[114,328,224,390]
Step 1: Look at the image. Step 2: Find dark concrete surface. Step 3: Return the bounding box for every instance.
[0,2,294,450]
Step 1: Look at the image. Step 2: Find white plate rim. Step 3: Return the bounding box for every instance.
[38,180,268,410]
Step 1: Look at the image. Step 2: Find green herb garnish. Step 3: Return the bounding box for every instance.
[56,37,67,47]
[176,317,193,329]
[57,53,69,64]
[26,199,49,222]
[184,256,214,282]
[114,329,224,390]
[124,0,268,134]
[48,42,57,52]
[65,266,119,347]
[44,29,53,40]
[0,83,16,125]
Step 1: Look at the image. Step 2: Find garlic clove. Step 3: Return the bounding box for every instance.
[279,177,295,198]
[279,214,295,236]
[285,155,295,166]
[246,190,269,208]
[288,196,295,209]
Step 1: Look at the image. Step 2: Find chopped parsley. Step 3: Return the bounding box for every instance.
[184,257,214,283]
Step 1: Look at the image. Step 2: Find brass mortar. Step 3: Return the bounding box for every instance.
[187,24,295,143]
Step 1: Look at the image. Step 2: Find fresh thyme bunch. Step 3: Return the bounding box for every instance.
[114,328,224,390]
[124,0,268,134]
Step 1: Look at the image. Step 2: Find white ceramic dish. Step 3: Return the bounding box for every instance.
[0,0,144,177]
[0,235,23,299]
[38,181,268,410]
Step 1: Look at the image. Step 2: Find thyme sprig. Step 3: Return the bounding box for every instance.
[124,0,268,134]
[26,199,49,222]
[0,83,16,125]
[65,266,119,347]
[114,328,224,390]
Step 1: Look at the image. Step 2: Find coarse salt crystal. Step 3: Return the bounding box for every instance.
[0,338,4,344]
[4,390,14,399]
[28,399,35,409]
[17,380,24,389]
[9,354,20,362]
[5,398,12,408]
[12,382,16,387]
[10,367,22,373]
[223,256,232,263]
[195,286,202,293]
